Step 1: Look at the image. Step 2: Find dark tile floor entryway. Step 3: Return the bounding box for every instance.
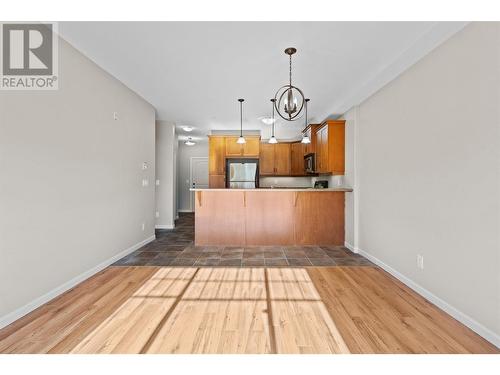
[113,213,374,267]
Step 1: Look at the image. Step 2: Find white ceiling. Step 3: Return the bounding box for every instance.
[58,22,466,142]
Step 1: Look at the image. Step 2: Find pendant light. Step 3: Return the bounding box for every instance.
[236,98,246,144]
[301,98,311,144]
[268,98,278,144]
[274,48,306,121]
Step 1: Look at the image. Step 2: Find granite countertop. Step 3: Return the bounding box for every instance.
[190,187,353,192]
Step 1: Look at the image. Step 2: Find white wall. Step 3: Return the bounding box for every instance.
[346,22,500,344]
[155,121,176,228]
[177,141,209,211]
[0,37,155,327]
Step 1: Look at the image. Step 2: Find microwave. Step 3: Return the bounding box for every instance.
[304,153,315,173]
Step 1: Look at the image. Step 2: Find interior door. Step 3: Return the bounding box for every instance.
[190,157,209,211]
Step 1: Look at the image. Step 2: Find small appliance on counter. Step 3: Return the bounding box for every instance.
[314,180,328,189]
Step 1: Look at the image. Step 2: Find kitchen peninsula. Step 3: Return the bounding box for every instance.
[190,187,352,246]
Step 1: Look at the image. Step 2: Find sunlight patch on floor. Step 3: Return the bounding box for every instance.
[70,267,349,354]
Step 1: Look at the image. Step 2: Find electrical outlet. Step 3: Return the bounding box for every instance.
[155,211,160,218]
[141,222,145,231]
[417,254,424,270]
[142,162,148,170]
[155,179,160,186]
[113,112,119,120]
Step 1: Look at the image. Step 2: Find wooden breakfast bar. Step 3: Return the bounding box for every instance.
[190,188,353,246]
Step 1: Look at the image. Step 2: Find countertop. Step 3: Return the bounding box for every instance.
[190,187,353,192]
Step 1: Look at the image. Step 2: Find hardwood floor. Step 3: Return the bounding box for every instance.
[0,266,497,354]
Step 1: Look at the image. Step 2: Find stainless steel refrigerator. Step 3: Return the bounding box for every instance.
[226,159,259,189]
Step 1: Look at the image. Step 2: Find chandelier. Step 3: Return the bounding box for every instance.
[274,47,305,121]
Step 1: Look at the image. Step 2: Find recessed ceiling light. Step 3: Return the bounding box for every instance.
[184,137,196,146]
[260,117,275,125]
[182,126,193,132]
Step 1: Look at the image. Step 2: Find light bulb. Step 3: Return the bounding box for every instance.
[236,136,246,144]
[261,117,275,125]
[301,136,311,144]
[268,136,278,144]
[185,137,196,146]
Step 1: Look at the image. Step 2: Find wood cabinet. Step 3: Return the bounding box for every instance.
[259,143,290,175]
[302,124,317,155]
[290,142,305,175]
[243,137,260,157]
[274,144,291,175]
[315,120,345,174]
[225,137,243,156]
[225,136,260,157]
[208,136,225,175]
[209,136,227,188]
[209,135,261,188]
[259,143,275,175]
[209,175,225,189]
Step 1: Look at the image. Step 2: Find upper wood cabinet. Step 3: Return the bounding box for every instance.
[259,143,290,176]
[209,135,260,188]
[302,124,318,156]
[259,143,275,175]
[243,137,260,157]
[274,143,291,175]
[290,142,305,175]
[225,136,260,157]
[208,136,225,175]
[315,120,345,175]
[225,137,242,156]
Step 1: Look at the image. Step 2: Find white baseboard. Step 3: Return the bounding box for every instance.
[155,224,174,229]
[0,235,156,330]
[357,247,500,349]
[177,209,193,213]
[344,241,359,253]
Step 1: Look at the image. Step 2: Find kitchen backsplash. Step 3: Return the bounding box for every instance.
[260,175,349,188]
[259,176,313,188]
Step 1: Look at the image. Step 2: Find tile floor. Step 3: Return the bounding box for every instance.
[113,213,374,267]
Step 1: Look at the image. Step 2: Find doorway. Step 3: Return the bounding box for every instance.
[189,157,209,211]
